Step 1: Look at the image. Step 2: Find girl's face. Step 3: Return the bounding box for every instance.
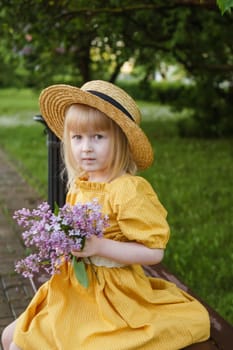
[70,129,112,182]
[64,104,136,183]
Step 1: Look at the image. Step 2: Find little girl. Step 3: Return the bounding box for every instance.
[2,80,210,350]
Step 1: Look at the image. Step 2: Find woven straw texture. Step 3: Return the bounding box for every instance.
[39,80,154,170]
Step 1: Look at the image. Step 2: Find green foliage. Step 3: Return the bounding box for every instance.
[1,1,233,86]
[1,1,233,135]
[173,77,233,138]
[0,0,135,86]
[217,0,233,14]
[72,256,89,288]
[119,79,233,137]
[118,80,193,104]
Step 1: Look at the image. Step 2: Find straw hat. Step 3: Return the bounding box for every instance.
[39,80,154,170]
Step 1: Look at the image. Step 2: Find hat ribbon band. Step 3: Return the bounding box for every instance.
[87,90,135,122]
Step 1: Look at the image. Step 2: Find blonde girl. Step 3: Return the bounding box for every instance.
[2,80,210,350]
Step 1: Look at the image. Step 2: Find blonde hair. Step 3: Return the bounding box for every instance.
[62,104,137,188]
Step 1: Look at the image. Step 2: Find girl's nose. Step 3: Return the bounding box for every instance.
[82,137,92,152]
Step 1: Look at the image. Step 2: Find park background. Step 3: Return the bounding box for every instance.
[0,0,232,325]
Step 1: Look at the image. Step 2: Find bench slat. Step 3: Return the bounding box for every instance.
[184,340,218,350]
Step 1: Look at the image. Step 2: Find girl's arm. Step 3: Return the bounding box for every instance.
[72,235,164,265]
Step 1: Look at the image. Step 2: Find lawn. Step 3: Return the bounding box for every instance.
[0,88,232,324]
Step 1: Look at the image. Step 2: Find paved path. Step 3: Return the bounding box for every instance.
[0,148,42,349]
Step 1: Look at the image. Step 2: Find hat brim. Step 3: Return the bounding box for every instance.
[39,84,154,170]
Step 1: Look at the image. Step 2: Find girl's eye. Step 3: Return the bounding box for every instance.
[94,134,104,140]
[72,134,82,140]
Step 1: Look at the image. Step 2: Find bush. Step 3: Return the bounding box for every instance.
[176,78,233,138]
[117,79,192,104]
[118,79,233,137]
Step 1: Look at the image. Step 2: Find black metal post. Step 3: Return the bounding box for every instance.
[34,115,67,211]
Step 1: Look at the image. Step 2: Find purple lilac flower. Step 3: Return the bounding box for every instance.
[14,200,109,279]
[15,254,41,279]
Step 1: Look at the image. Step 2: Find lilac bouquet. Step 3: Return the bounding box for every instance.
[13,200,108,288]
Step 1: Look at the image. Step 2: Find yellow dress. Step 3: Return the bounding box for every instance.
[14,175,210,350]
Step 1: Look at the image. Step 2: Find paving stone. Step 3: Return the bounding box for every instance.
[0,148,42,347]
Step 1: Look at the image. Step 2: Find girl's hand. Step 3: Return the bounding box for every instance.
[72,235,101,258]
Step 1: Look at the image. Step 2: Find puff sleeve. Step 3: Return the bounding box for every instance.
[109,176,170,249]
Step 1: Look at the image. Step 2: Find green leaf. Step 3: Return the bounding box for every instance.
[72,256,89,288]
[217,0,233,14]
[54,202,59,216]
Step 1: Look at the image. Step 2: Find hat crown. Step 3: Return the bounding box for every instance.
[81,80,141,125]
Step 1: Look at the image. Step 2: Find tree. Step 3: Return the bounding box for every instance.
[0,0,233,135]
[0,0,135,86]
[1,0,232,86]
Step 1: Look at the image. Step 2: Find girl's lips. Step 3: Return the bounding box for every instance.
[82,158,96,163]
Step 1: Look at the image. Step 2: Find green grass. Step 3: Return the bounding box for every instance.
[0,125,48,198]
[0,88,47,197]
[0,88,232,324]
[141,127,233,323]
[0,88,39,115]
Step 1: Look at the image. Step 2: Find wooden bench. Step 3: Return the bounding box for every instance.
[33,116,233,350]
